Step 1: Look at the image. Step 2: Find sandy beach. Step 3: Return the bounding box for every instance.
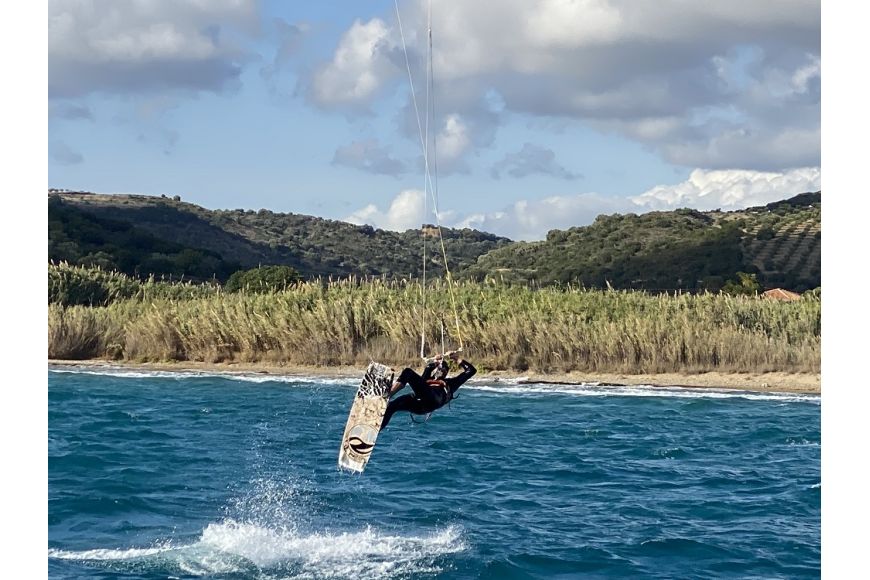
[48,359,820,395]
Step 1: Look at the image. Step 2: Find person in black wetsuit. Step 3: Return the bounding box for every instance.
[380,351,476,429]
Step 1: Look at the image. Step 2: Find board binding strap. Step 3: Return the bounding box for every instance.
[338,362,394,473]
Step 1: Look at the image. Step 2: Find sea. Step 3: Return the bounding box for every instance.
[48,365,820,579]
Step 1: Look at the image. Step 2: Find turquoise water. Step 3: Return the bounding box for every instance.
[48,366,820,579]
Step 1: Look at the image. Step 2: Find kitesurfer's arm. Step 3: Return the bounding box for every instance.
[445,356,476,389]
[457,358,476,378]
[421,360,438,381]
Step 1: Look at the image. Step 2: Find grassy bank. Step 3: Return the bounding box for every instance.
[48,278,820,375]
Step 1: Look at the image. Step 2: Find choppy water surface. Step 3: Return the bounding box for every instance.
[48,366,820,579]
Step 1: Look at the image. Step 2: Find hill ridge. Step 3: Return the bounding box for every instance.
[48,192,511,281]
[48,190,820,291]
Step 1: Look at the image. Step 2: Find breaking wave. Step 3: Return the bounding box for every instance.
[49,522,463,578]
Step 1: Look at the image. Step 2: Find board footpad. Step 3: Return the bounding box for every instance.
[358,362,394,399]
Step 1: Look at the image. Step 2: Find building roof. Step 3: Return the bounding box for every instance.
[762,288,802,301]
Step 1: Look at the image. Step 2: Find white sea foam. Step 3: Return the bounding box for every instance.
[48,365,358,387]
[48,546,168,560]
[49,364,818,403]
[786,438,821,446]
[48,521,464,578]
[466,382,820,404]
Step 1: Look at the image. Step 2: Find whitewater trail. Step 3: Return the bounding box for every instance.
[49,522,464,578]
[49,436,466,578]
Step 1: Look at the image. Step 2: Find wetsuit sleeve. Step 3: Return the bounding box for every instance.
[421,361,438,381]
[445,360,476,390]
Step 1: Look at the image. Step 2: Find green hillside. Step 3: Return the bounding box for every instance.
[461,192,821,292]
[48,190,820,292]
[738,195,821,289]
[48,192,510,281]
[49,196,240,280]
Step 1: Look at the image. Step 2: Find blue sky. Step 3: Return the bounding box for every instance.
[48,0,821,240]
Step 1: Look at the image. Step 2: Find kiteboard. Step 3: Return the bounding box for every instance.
[338,362,394,473]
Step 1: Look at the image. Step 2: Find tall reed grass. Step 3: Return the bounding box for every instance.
[48,278,820,374]
[49,261,220,306]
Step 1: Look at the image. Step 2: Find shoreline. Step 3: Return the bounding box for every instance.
[48,359,821,395]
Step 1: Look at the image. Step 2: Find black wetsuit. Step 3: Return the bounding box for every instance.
[381,359,477,429]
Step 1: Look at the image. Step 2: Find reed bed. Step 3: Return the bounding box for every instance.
[48,278,820,374]
[49,261,220,306]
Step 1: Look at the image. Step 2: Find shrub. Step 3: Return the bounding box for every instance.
[721,272,761,296]
[49,262,220,306]
[49,262,140,306]
[756,227,776,241]
[224,265,302,294]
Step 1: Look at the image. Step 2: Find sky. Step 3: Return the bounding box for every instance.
[48,0,821,241]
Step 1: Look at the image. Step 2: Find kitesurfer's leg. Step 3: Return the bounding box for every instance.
[390,367,422,396]
[400,369,446,407]
[381,394,428,429]
[391,368,439,405]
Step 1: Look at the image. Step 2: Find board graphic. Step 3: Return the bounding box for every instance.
[338,362,394,473]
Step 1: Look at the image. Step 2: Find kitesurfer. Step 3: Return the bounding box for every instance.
[380,351,476,429]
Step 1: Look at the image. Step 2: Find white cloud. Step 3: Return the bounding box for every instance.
[309,18,398,110]
[48,0,258,97]
[343,189,425,231]
[435,114,472,170]
[525,0,623,48]
[425,0,819,81]
[454,193,633,241]
[317,0,819,171]
[630,167,821,211]
[346,189,632,240]
[791,54,821,95]
[343,203,380,225]
[345,167,820,240]
[661,127,821,171]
